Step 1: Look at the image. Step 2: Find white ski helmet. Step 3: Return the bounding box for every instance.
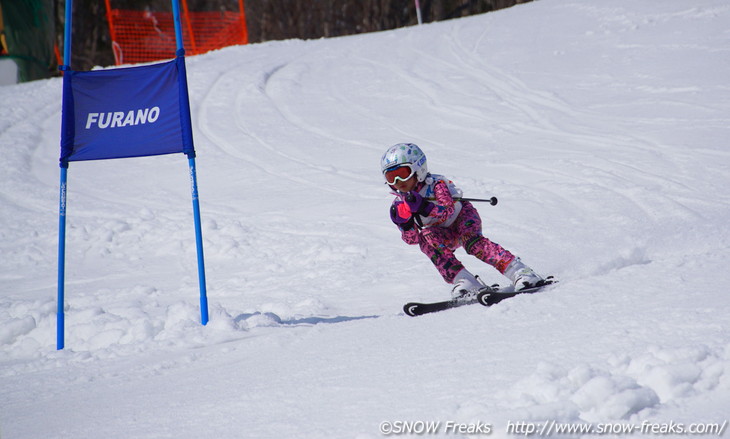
[380,143,428,184]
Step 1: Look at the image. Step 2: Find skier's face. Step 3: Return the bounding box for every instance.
[384,164,418,192]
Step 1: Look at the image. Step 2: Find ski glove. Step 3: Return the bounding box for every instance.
[405,191,435,217]
[390,201,415,231]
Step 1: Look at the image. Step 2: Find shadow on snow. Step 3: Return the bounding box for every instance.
[234,312,379,327]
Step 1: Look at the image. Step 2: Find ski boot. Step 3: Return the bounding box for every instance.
[504,257,544,291]
[451,269,489,300]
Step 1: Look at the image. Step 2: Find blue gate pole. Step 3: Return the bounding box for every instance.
[172,0,208,325]
[189,158,208,325]
[57,165,68,349]
[171,0,185,49]
[57,0,74,350]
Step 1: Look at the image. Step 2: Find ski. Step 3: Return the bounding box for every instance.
[403,291,485,317]
[403,277,556,317]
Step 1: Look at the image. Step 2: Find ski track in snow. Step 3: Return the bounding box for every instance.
[1,0,729,438]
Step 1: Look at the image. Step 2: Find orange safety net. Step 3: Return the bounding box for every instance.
[105,0,248,65]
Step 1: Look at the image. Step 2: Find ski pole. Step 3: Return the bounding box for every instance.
[458,197,498,205]
[426,196,498,205]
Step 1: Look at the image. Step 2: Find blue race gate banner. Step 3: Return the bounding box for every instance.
[60,58,194,162]
[56,0,208,350]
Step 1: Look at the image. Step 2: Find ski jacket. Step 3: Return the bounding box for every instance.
[392,173,463,244]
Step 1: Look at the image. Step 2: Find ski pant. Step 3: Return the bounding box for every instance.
[416,202,515,283]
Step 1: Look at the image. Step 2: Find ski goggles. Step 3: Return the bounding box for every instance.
[384,164,416,185]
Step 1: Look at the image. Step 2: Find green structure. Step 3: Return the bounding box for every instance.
[0,0,56,82]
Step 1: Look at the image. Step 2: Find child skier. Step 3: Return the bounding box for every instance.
[382,142,544,298]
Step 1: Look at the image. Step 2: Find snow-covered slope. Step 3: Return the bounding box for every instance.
[1,1,729,437]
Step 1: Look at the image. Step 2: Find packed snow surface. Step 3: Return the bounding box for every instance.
[1,0,729,438]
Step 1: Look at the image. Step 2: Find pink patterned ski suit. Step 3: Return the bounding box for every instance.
[392,175,515,284]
